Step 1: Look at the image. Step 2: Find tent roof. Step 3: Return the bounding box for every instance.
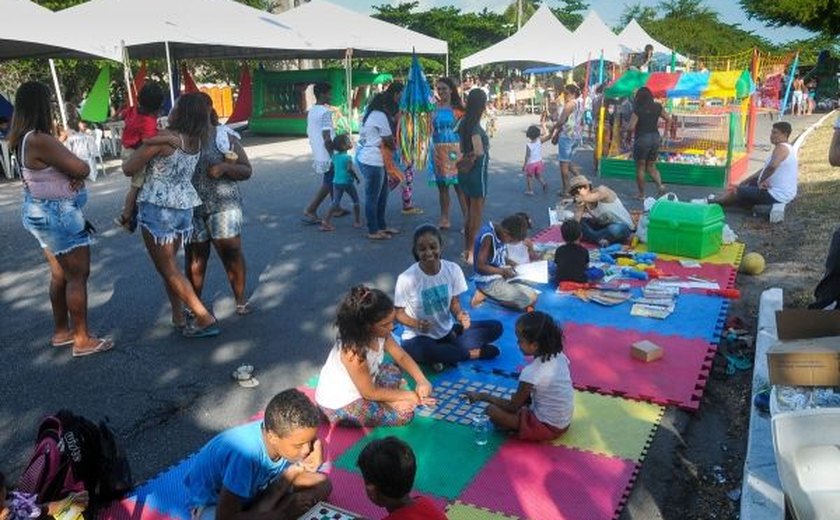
[54,0,445,60]
[618,19,689,64]
[569,11,623,64]
[0,0,121,61]
[273,0,447,57]
[461,5,574,70]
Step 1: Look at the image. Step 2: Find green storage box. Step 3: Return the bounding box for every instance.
[647,200,724,259]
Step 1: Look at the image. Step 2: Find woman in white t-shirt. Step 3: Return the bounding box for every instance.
[395,225,503,370]
[466,311,573,442]
[357,94,397,240]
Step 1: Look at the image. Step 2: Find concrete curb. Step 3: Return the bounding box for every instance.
[791,109,839,154]
[740,287,785,519]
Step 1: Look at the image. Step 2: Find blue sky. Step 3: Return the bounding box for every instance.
[330,0,816,43]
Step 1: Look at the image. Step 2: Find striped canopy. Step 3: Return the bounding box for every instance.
[604,70,755,99]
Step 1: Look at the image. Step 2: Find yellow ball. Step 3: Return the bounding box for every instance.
[741,252,766,275]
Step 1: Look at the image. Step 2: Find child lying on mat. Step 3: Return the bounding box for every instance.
[184,389,331,520]
[315,286,436,427]
[471,214,538,311]
[356,436,447,520]
[466,311,574,441]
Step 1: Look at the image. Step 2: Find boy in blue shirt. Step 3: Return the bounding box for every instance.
[185,389,331,520]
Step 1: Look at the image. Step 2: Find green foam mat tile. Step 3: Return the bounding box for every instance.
[446,501,520,520]
[334,415,506,500]
[551,391,664,462]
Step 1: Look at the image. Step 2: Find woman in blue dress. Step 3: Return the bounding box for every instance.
[431,77,466,231]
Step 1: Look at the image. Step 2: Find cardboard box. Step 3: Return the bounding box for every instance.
[631,340,663,362]
[767,309,840,386]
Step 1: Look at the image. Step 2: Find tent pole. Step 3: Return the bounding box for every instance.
[780,52,798,116]
[49,59,68,130]
[165,40,176,106]
[122,41,134,108]
[345,48,353,131]
[597,50,604,85]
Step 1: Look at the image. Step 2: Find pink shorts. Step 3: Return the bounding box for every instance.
[518,409,568,442]
[524,161,545,177]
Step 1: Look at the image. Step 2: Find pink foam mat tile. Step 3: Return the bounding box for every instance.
[652,259,737,290]
[461,442,638,520]
[319,422,368,465]
[564,322,717,411]
[328,468,448,519]
[98,498,174,520]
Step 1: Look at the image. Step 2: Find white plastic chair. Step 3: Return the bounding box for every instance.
[772,408,840,520]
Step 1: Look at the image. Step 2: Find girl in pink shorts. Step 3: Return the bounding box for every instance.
[466,311,574,441]
[522,125,549,195]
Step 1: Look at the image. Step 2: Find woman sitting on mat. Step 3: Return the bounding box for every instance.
[569,174,635,246]
[466,311,573,442]
[315,286,435,427]
[395,224,503,372]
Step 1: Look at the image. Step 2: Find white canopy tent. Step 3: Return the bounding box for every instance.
[568,11,623,65]
[460,5,574,71]
[618,19,689,64]
[0,0,121,61]
[274,0,448,58]
[56,0,447,106]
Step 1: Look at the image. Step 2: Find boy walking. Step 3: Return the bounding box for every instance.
[303,83,344,224]
[185,389,331,520]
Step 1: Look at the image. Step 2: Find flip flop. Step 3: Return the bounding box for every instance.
[300,215,321,225]
[235,302,252,316]
[72,337,114,358]
[367,232,390,240]
[51,336,74,348]
[182,321,221,338]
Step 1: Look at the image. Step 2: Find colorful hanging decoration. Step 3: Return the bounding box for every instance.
[605,70,754,100]
[397,54,435,173]
[80,66,111,123]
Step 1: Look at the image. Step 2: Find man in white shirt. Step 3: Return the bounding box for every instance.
[717,121,798,209]
[302,83,343,224]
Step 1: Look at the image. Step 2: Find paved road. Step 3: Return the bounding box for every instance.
[0,111,822,495]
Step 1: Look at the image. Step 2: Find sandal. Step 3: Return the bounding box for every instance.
[51,334,74,348]
[301,214,321,225]
[72,337,114,358]
[381,228,400,235]
[235,302,252,315]
[367,232,390,240]
[319,223,335,232]
[182,320,221,338]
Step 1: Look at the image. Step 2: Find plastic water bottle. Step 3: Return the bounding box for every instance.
[472,415,490,446]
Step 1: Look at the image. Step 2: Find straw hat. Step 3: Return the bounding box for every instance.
[568,175,591,193]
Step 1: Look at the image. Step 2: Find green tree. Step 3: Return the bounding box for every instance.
[502,0,540,29]
[619,3,658,27]
[740,0,840,37]
[550,0,589,30]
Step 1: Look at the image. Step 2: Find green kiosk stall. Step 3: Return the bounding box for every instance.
[250,68,392,136]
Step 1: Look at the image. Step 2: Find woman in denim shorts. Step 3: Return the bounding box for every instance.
[11,81,113,357]
[123,94,219,338]
[186,95,253,316]
[627,87,670,198]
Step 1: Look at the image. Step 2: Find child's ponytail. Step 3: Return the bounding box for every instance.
[336,285,394,359]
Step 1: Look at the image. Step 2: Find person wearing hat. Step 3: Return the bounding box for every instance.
[568,174,634,246]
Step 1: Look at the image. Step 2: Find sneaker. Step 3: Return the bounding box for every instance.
[478,344,501,360]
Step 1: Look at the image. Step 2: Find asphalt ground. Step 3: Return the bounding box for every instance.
[0,110,822,515]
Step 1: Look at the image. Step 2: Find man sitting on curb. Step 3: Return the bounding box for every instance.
[714,121,797,210]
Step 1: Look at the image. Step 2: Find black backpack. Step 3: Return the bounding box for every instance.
[17,410,133,505]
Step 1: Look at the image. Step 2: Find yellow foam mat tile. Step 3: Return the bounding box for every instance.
[550,391,664,462]
[634,241,745,267]
[447,502,520,520]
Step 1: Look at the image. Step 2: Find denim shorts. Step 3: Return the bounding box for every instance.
[331,183,360,208]
[477,278,537,310]
[557,136,578,162]
[191,207,243,242]
[138,202,194,244]
[22,190,92,255]
[633,132,661,162]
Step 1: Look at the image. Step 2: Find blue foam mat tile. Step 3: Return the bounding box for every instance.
[472,286,729,343]
[130,454,196,520]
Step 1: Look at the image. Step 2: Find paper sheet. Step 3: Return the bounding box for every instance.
[511,260,549,284]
